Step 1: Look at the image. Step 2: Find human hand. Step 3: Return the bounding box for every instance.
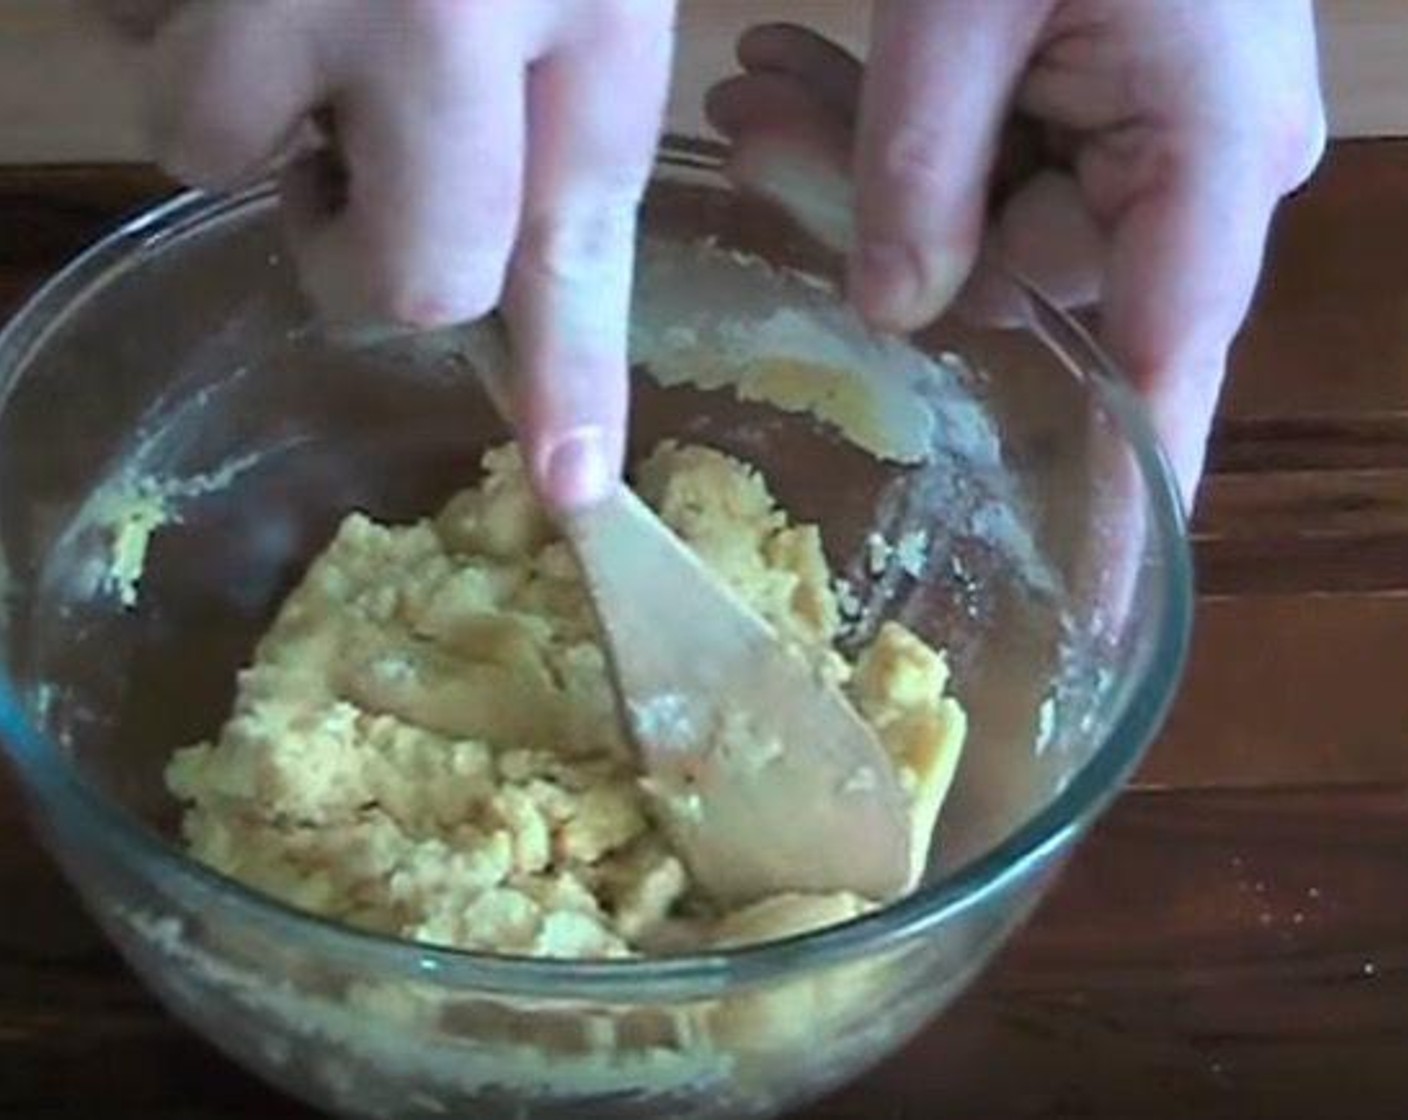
[706,2,1325,506]
[91,0,677,512]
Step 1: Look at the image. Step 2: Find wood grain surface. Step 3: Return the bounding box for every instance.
[3,0,1408,165]
[3,141,1407,1118]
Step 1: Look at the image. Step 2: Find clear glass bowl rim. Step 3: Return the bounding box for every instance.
[0,139,1193,1001]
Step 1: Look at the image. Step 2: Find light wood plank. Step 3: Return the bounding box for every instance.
[0,0,1405,164]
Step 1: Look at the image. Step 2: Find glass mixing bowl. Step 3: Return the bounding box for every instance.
[0,140,1191,1119]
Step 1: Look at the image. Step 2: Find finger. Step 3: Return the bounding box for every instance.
[1090,138,1281,505]
[706,68,1101,322]
[706,71,841,141]
[958,168,1104,326]
[292,6,528,328]
[504,1,676,512]
[736,23,863,123]
[706,71,856,253]
[144,1,320,187]
[852,0,1050,330]
[996,171,1101,307]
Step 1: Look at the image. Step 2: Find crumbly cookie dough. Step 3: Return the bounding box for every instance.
[166,442,966,958]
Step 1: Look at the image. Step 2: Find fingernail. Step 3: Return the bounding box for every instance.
[401,295,455,329]
[927,252,970,318]
[851,240,921,329]
[540,426,613,512]
[851,241,968,330]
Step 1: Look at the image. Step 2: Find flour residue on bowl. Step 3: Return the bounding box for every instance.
[46,366,299,612]
[630,239,954,465]
[76,450,267,609]
[447,234,1059,647]
[116,907,737,1111]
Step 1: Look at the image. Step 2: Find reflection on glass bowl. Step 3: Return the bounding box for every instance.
[0,140,1190,1119]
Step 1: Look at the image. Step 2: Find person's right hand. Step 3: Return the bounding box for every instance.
[707,4,1325,507]
[91,0,677,513]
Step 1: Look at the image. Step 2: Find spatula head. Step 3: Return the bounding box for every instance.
[565,487,913,907]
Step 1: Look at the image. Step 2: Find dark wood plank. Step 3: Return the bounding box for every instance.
[0,163,171,316]
[1209,414,1408,474]
[1229,138,1408,419]
[4,783,1407,1119]
[3,141,1408,1120]
[1197,469,1408,539]
[1195,531,1408,596]
[0,164,170,263]
[1141,593,1408,788]
[821,786,1408,1120]
[1192,467,1408,595]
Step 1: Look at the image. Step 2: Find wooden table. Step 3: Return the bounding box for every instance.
[3,142,1407,1119]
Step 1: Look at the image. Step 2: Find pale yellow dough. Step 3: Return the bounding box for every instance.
[166,442,967,958]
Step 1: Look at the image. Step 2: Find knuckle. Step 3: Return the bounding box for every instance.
[516,197,640,287]
[1273,101,1327,190]
[879,121,951,193]
[143,7,263,188]
[148,101,248,188]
